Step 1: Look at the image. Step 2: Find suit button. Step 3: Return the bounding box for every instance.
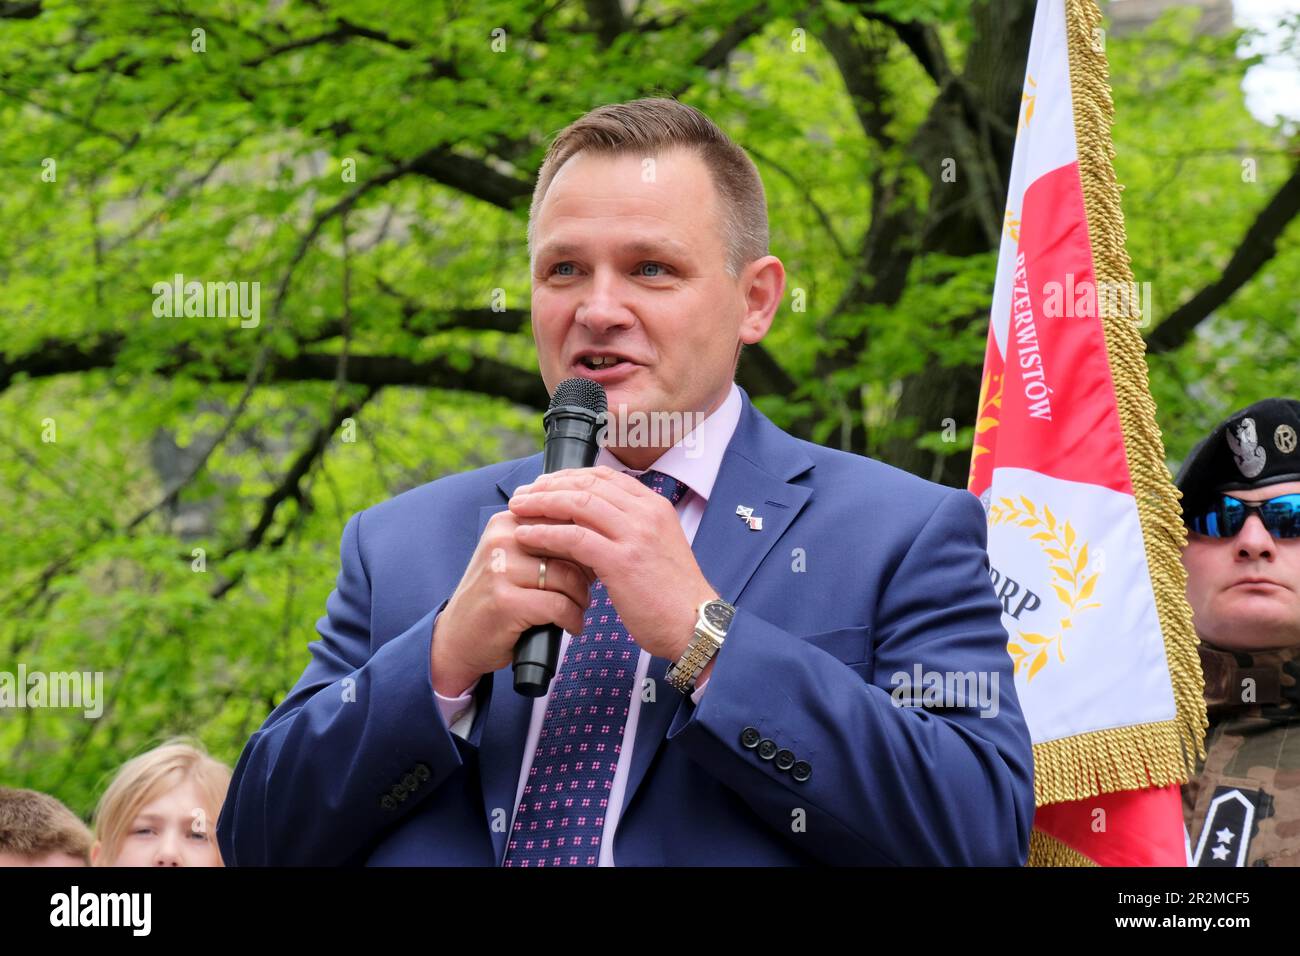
[757,738,777,760]
[380,795,396,811]
[414,763,431,782]
[774,749,796,771]
[741,727,762,749]
[792,760,812,782]
[392,785,409,802]
[403,772,418,791]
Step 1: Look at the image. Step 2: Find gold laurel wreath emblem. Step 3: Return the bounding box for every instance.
[988,496,1102,680]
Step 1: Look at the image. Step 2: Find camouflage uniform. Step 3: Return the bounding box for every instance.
[1175,398,1300,866]
[1182,642,1300,866]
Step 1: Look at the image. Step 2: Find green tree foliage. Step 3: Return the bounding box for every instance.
[0,0,1295,817]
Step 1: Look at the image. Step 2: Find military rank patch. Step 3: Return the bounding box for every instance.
[1192,786,1266,867]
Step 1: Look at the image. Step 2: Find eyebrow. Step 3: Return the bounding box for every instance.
[534,237,693,263]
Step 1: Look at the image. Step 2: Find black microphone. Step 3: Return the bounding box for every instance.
[512,377,608,696]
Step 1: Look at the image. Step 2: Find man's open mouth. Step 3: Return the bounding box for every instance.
[572,351,638,374]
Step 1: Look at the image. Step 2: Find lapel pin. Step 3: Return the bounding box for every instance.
[736,505,762,531]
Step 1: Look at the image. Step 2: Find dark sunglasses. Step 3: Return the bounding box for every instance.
[1186,493,1300,539]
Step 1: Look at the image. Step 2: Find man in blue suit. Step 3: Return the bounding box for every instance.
[217,98,1034,866]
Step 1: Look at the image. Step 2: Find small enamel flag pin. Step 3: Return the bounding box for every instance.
[735,505,763,531]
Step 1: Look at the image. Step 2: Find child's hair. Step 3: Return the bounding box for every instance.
[91,736,232,866]
[0,786,94,863]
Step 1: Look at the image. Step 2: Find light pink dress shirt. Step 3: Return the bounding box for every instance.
[430,381,742,866]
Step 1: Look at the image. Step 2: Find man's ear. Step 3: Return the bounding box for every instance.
[739,255,785,345]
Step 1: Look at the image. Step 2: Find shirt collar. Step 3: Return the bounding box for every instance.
[593,381,742,504]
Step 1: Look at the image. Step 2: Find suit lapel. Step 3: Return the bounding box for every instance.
[476,456,543,866]
[618,390,814,821]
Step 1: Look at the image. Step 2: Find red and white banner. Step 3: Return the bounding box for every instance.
[968,0,1190,866]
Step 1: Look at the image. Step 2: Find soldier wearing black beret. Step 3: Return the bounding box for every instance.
[1176,398,1300,866]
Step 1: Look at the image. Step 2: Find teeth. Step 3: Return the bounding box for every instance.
[584,355,619,368]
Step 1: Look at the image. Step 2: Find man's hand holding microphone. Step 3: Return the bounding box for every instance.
[430,379,718,700]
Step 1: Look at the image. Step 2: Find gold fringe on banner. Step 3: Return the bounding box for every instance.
[1031,720,1188,807]
[1030,828,1099,867]
[1019,0,1208,815]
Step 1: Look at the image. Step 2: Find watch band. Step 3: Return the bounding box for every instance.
[667,600,733,695]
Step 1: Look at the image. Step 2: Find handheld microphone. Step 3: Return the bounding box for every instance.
[512,377,608,696]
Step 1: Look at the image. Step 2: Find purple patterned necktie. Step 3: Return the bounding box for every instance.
[502,469,687,867]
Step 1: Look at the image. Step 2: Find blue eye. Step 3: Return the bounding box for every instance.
[550,262,576,276]
[638,262,668,277]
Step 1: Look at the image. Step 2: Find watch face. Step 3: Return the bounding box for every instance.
[703,600,734,632]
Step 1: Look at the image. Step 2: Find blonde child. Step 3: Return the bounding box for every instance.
[91,738,231,867]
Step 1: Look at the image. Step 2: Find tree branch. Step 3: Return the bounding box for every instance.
[242,16,416,68]
[403,148,534,211]
[0,83,132,146]
[372,277,530,333]
[396,5,765,211]
[222,388,376,562]
[584,0,629,48]
[845,3,952,86]
[815,18,899,150]
[1145,162,1300,353]
[2,322,801,407]
[693,4,768,72]
[0,1,40,19]
[746,142,851,259]
[738,341,799,397]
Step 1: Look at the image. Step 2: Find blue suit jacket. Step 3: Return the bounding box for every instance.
[217,387,1035,865]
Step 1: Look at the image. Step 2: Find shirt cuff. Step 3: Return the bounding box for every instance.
[431,603,478,727]
[434,678,480,727]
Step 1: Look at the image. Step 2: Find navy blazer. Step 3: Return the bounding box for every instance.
[217,386,1035,865]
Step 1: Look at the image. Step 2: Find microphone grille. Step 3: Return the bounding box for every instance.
[549,377,608,416]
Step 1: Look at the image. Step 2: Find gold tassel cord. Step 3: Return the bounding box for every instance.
[1030,827,1100,867]
[1062,0,1207,795]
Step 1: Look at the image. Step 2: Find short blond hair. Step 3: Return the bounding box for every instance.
[91,737,231,866]
[0,787,94,863]
[528,97,768,276]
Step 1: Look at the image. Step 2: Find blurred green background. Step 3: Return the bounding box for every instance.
[1,0,1296,818]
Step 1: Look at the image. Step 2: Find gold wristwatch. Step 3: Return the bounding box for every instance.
[667,598,734,695]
